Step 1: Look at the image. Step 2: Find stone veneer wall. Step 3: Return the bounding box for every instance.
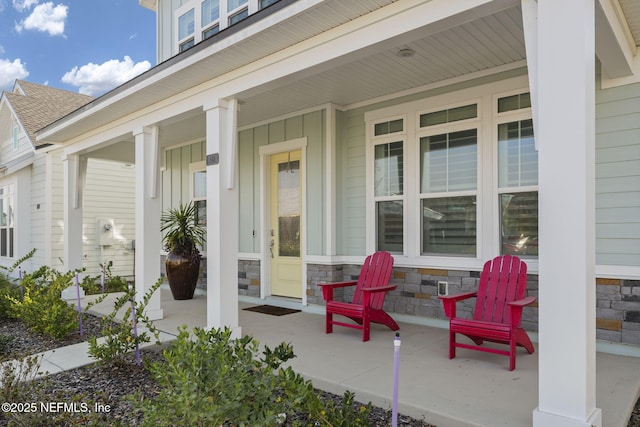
[305,262,640,346]
[238,259,261,298]
[162,257,639,346]
[596,278,640,345]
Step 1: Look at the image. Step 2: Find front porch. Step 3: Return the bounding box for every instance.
[84,288,640,427]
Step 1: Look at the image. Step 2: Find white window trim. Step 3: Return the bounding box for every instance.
[175,3,197,52]
[369,115,407,256]
[0,180,17,260]
[364,75,534,271]
[189,160,207,202]
[492,89,538,268]
[189,161,207,256]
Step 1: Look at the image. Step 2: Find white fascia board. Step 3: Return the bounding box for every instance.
[521,0,539,148]
[138,0,156,12]
[596,0,637,80]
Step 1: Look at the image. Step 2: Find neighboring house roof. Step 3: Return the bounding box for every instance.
[2,80,93,148]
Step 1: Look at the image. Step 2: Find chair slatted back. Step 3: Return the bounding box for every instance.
[352,251,394,310]
[473,255,528,325]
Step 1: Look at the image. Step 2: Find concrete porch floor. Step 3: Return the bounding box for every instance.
[83,288,640,427]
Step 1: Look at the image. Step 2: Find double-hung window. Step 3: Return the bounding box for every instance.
[419,104,478,256]
[190,161,207,226]
[177,7,195,52]
[175,1,282,53]
[372,118,404,253]
[496,92,538,256]
[0,184,15,258]
[201,0,220,40]
[227,0,248,25]
[366,78,535,266]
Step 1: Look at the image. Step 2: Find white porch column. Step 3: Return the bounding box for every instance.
[533,1,601,426]
[62,154,86,272]
[204,98,240,337]
[134,126,163,320]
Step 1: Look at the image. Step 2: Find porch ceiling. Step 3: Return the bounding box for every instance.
[235,6,526,126]
[620,0,640,45]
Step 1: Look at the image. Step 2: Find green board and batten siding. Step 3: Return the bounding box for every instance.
[163,110,326,256]
[162,141,206,213]
[161,73,640,267]
[238,110,326,255]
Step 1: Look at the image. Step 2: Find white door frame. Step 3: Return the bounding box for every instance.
[259,137,308,304]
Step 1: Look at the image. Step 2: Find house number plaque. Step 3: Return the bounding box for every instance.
[206,153,219,166]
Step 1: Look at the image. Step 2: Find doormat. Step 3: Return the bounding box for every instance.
[243,305,301,316]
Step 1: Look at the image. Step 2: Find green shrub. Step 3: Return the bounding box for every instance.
[133,326,371,426]
[87,279,162,363]
[0,249,35,319]
[6,266,80,339]
[82,262,129,295]
[0,277,19,319]
[0,354,50,426]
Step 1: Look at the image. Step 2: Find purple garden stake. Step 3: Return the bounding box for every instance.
[130,286,141,366]
[75,274,83,337]
[18,267,23,297]
[101,263,106,294]
[392,332,401,427]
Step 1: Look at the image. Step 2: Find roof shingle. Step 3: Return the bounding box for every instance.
[3,80,93,147]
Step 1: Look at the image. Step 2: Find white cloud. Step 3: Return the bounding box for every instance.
[12,0,38,12]
[0,58,29,91]
[15,2,68,36]
[61,56,151,96]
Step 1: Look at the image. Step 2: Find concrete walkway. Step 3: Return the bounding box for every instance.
[13,289,640,427]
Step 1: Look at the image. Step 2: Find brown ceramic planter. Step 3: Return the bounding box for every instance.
[165,251,200,300]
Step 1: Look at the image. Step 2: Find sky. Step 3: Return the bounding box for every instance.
[0,0,156,96]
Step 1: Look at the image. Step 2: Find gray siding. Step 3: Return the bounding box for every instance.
[596,81,640,266]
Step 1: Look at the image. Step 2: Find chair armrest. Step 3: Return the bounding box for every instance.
[507,296,536,326]
[507,296,536,308]
[361,285,397,293]
[317,281,358,289]
[318,281,357,302]
[439,292,477,319]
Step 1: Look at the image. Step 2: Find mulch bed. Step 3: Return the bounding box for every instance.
[0,315,436,426]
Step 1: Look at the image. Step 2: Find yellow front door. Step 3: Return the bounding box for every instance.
[269,150,302,298]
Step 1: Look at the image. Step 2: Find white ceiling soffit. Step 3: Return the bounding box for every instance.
[236,6,527,126]
[596,0,639,80]
[619,0,640,46]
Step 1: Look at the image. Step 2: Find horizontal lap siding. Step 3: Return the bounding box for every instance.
[50,151,65,271]
[82,159,136,278]
[30,154,47,269]
[595,81,640,266]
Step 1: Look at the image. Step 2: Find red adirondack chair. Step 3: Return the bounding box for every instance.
[319,251,399,342]
[439,255,536,370]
